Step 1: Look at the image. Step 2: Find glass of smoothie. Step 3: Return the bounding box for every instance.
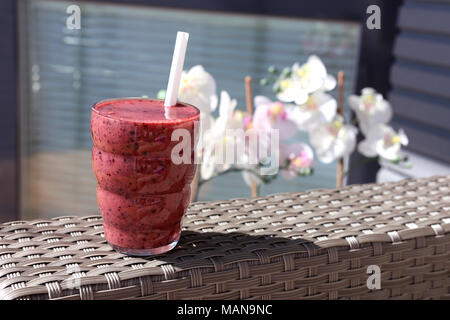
[91,97,200,256]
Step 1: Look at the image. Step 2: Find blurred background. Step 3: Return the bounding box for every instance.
[0,0,449,222]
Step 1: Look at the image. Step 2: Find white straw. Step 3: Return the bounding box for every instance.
[164,31,189,107]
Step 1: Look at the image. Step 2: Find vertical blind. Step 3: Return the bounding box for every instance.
[390,0,450,163]
[20,0,360,219]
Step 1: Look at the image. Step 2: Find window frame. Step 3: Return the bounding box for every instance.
[0,0,402,221]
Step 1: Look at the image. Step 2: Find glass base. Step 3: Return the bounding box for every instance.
[109,238,179,256]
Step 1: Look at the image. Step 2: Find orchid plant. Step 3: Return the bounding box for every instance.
[158,56,411,199]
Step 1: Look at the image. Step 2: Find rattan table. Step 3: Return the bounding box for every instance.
[1,175,449,300]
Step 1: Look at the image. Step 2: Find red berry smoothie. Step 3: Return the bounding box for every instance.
[91,98,200,256]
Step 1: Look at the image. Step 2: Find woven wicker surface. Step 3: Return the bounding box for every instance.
[1,175,449,300]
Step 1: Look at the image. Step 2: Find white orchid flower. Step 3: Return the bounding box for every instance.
[309,115,358,163]
[358,124,408,161]
[292,55,336,93]
[179,65,218,133]
[252,96,298,139]
[227,110,247,131]
[288,91,337,132]
[348,88,392,136]
[274,55,336,106]
[200,91,238,180]
[275,77,308,105]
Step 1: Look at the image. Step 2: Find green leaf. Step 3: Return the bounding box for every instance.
[268,65,278,74]
[282,67,292,77]
[273,83,281,93]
